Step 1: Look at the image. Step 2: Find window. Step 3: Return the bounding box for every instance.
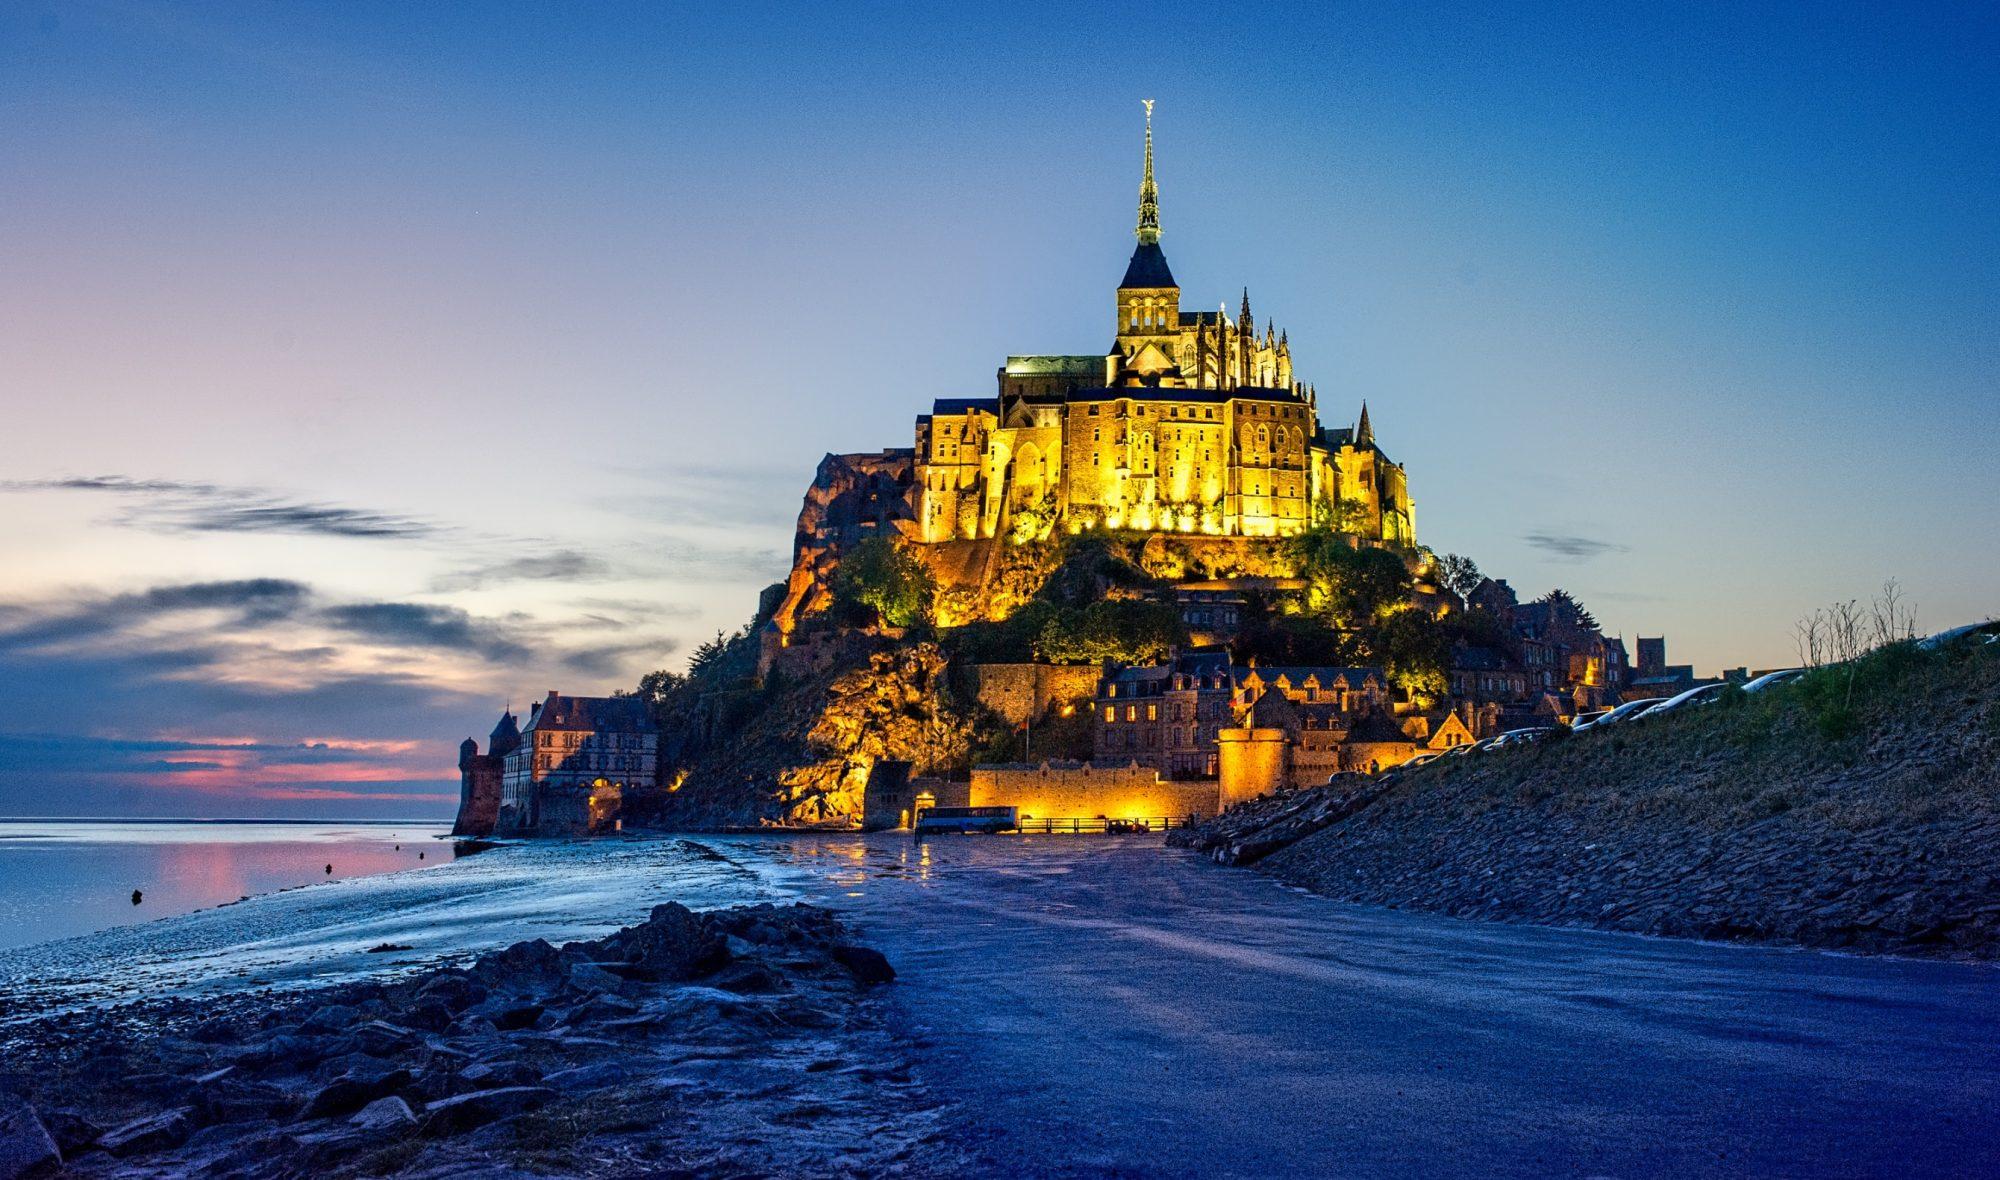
[1147,704,1158,721]
[1104,706,1116,723]
[1126,705,1137,722]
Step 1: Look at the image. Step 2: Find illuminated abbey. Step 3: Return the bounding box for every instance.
[914,102,1415,545]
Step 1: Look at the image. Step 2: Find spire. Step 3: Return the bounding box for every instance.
[1240,289,1253,334]
[1356,401,1374,446]
[1117,99,1175,290]
[1136,99,1160,245]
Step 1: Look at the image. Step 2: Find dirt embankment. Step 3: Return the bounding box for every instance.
[1174,640,2000,959]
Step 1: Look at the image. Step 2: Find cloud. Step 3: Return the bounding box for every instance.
[431,549,614,592]
[0,579,311,649]
[1523,532,1629,562]
[0,475,433,539]
[317,602,534,664]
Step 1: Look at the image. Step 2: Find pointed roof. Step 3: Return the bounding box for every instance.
[1120,100,1177,290]
[1356,401,1374,446]
[1344,708,1410,746]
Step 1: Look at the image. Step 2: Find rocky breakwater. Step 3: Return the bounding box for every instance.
[1170,642,2000,960]
[1165,781,1387,867]
[0,903,954,1178]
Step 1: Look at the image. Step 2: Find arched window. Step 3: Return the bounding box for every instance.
[1257,425,1270,449]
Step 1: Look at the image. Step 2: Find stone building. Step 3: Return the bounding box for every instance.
[768,106,1418,644]
[485,692,660,838]
[1093,649,1235,779]
[912,108,1414,548]
[453,710,519,837]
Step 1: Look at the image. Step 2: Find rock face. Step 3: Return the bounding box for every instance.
[656,640,976,829]
[1174,645,2000,959]
[0,903,952,1177]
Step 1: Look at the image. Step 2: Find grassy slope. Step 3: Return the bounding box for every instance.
[1257,640,2000,957]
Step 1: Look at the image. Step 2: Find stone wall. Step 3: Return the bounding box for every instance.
[971,663,1104,726]
[969,761,1218,822]
[1216,726,1288,808]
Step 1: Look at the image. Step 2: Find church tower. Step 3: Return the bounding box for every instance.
[1114,100,1183,386]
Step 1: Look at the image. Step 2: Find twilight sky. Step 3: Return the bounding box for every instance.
[1,2,1995,818]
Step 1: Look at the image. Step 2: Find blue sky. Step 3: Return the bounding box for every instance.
[0,2,1994,816]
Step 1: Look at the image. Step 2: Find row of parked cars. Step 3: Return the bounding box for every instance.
[1330,619,2000,787]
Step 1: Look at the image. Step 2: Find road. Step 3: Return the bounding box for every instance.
[756,833,2000,1179]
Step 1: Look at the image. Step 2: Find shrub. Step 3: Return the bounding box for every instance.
[830,537,935,628]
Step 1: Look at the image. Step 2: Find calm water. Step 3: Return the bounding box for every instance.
[0,820,452,951]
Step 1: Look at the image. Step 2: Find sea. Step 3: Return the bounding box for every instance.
[0,819,452,951]
[0,820,802,1014]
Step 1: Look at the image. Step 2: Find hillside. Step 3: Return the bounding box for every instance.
[1173,637,2000,958]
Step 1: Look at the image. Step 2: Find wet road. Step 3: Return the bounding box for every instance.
[761,834,2000,1179]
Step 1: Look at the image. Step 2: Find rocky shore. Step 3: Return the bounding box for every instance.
[0,902,954,1178]
[1173,643,2000,960]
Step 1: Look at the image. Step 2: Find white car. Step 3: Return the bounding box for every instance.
[1633,682,1729,720]
[1574,698,1665,732]
[1489,727,1556,748]
[1916,620,2000,651]
[1741,668,1804,693]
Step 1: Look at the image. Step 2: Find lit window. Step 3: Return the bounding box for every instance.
[1147,704,1158,721]
[1104,706,1116,723]
[1126,705,1137,722]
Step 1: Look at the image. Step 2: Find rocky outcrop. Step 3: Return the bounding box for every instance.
[655,640,980,829]
[769,451,920,639]
[1173,644,2000,959]
[0,903,951,1177]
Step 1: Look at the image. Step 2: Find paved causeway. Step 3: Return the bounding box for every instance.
[757,833,2000,1179]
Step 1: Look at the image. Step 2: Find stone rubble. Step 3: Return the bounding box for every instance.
[0,902,957,1178]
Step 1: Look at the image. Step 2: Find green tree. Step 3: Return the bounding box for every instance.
[1436,553,1483,602]
[830,537,936,628]
[1376,609,1450,705]
[1036,599,1187,665]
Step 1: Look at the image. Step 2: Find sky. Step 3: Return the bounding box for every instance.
[1,1,1994,818]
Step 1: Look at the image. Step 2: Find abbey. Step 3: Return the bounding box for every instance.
[914,104,1415,546]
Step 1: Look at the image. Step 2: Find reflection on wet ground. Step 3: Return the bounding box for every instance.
[742,833,2000,1179]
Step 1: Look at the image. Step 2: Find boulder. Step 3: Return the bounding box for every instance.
[0,1095,60,1180]
[607,903,726,979]
[37,1109,99,1158]
[348,1096,417,1133]
[420,1087,554,1136]
[99,1107,195,1157]
[470,939,565,988]
[301,1068,412,1119]
[831,944,896,985]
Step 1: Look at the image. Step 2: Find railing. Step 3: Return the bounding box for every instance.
[1011,815,1199,835]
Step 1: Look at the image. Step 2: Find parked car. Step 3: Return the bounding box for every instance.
[1570,709,1612,729]
[1740,668,1805,693]
[1489,726,1556,748]
[1633,682,1730,720]
[1402,751,1445,769]
[1916,620,2000,650]
[1574,697,1665,732]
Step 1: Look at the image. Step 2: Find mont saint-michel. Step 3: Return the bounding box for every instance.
[5,8,1998,1177]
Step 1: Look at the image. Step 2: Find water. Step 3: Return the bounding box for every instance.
[0,831,798,1013]
[0,820,451,952]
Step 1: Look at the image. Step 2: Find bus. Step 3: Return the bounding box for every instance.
[913,805,1019,835]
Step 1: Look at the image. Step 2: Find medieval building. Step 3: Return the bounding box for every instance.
[770,106,1417,645]
[454,692,659,838]
[913,105,1414,546]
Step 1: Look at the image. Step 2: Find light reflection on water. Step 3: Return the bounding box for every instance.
[0,820,451,951]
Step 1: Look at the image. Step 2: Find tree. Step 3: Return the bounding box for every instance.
[1036,599,1187,665]
[1376,610,1450,706]
[1283,527,1415,629]
[830,537,935,628]
[1436,553,1483,602]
